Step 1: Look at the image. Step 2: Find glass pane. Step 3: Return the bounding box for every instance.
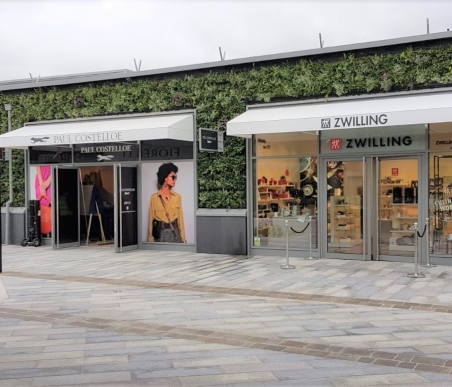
[56,169,79,245]
[254,157,318,248]
[30,146,72,164]
[327,160,363,255]
[379,159,418,257]
[119,166,138,247]
[429,153,452,255]
[429,122,452,150]
[253,132,318,157]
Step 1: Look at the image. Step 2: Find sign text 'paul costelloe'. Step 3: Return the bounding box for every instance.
[53,131,123,144]
[80,144,132,154]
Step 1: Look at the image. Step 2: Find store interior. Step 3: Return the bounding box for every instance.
[79,166,115,246]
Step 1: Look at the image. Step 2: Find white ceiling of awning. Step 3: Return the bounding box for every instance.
[227,92,452,138]
[0,113,194,149]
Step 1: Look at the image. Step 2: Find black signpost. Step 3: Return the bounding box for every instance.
[199,128,224,152]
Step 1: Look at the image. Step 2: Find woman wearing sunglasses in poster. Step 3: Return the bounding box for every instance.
[148,162,186,243]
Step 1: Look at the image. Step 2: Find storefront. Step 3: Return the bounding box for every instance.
[0,111,197,253]
[227,89,452,262]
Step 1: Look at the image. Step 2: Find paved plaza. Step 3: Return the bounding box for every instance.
[2,246,452,385]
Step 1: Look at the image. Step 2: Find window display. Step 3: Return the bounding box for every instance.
[379,159,419,257]
[429,153,452,255]
[326,160,363,254]
[254,157,318,248]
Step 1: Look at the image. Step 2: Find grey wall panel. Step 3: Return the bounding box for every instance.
[1,208,26,245]
[197,216,247,255]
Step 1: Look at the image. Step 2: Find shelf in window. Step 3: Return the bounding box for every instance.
[258,185,295,189]
[391,203,417,206]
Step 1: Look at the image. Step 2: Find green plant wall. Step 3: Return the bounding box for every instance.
[1,46,452,208]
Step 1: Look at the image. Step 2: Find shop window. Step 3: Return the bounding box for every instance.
[30,146,72,164]
[253,157,318,249]
[253,132,318,157]
[429,152,452,256]
[429,123,452,150]
[141,139,193,161]
[326,160,364,256]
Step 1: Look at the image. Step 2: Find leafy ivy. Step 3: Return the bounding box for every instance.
[1,45,452,208]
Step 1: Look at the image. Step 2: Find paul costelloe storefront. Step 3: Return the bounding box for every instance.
[0,112,198,253]
[227,89,452,263]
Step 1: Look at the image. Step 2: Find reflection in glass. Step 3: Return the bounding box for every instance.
[253,132,318,157]
[55,169,79,245]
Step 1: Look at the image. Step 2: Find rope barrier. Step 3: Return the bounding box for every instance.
[417,224,427,238]
[290,223,310,234]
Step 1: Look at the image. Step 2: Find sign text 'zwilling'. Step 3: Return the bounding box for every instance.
[321,114,388,129]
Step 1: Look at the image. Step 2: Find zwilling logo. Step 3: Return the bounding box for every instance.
[321,114,388,129]
[321,118,331,129]
[330,139,342,150]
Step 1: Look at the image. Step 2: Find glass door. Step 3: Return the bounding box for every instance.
[375,157,420,259]
[114,164,138,252]
[53,166,80,249]
[325,158,365,259]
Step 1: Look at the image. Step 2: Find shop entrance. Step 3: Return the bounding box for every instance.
[52,164,138,252]
[323,155,423,260]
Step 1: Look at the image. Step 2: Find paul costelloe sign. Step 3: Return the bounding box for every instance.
[74,142,139,163]
[321,114,388,129]
[80,144,132,153]
[30,131,124,145]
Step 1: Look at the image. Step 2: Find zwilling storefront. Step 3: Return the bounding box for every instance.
[0,112,197,253]
[228,89,452,263]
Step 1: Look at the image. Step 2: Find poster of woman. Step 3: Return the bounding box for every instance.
[148,162,186,243]
[142,161,194,244]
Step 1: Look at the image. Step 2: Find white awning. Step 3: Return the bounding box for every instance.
[227,91,452,138]
[0,113,194,149]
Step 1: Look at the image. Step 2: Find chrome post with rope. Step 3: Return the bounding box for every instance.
[407,222,425,278]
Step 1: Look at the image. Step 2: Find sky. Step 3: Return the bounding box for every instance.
[0,0,451,82]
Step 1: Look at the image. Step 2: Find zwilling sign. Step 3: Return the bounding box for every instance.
[321,114,388,129]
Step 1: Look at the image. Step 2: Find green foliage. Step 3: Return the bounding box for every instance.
[1,45,452,208]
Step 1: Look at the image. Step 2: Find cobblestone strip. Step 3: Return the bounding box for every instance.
[0,305,452,376]
[3,270,452,314]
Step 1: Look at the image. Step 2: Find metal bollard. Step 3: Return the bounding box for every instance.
[421,217,436,268]
[280,220,295,269]
[304,215,319,260]
[408,222,425,278]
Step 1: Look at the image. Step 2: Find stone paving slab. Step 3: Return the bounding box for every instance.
[2,246,452,385]
[3,275,452,360]
[1,314,449,386]
[3,245,452,306]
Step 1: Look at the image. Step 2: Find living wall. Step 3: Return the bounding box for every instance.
[1,45,452,208]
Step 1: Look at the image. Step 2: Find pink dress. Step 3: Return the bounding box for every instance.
[35,165,51,206]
